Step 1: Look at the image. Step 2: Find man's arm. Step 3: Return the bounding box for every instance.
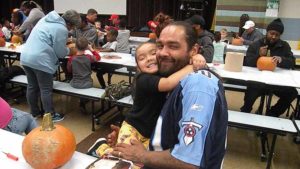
[244,42,261,67]
[277,42,295,69]
[199,37,214,63]
[112,140,198,169]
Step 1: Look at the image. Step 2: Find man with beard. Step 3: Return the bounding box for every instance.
[110,21,228,169]
[241,18,297,117]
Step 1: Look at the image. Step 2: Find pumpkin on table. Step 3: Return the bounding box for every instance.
[0,37,6,47]
[11,35,23,44]
[22,113,76,169]
[231,38,243,46]
[257,56,276,71]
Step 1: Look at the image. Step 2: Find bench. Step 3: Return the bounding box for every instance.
[9,75,107,131]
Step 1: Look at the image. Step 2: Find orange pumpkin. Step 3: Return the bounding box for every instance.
[231,38,243,46]
[0,37,6,47]
[257,56,276,71]
[11,35,23,44]
[148,32,157,40]
[22,113,76,169]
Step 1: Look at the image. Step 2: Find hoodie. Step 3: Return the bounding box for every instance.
[198,30,214,63]
[21,11,69,74]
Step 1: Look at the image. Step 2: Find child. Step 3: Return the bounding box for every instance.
[213,31,226,64]
[67,37,101,111]
[0,97,37,135]
[116,19,130,53]
[87,42,205,159]
[99,29,118,52]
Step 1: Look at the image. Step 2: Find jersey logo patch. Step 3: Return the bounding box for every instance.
[200,70,212,79]
[182,117,203,145]
[190,104,204,112]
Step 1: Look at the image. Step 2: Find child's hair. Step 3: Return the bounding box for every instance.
[108,29,118,38]
[214,31,221,42]
[76,37,89,51]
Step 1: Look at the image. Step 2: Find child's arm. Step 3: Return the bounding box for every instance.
[67,57,73,74]
[99,48,114,52]
[88,45,101,62]
[189,54,207,70]
[158,65,194,92]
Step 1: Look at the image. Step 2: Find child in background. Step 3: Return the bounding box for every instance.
[95,20,105,46]
[0,97,37,135]
[67,37,101,111]
[99,29,118,52]
[220,28,229,43]
[116,19,130,53]
[213,31,227,64]
[87,42,206,159]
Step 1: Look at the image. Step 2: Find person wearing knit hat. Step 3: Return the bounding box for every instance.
[240,20,263,45]
[0,97,37,134]
[241,18,297,117]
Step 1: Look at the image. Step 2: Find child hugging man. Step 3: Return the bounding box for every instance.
[67,37,101,111]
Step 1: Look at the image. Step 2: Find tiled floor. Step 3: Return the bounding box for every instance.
[8,74,300,169]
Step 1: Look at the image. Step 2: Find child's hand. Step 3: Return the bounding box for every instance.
[190,54,206,71]
[88,44,94,51]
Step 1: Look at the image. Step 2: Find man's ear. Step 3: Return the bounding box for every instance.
[189,43,199,57]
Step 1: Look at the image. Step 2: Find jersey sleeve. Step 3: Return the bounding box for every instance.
[171,89,217,166]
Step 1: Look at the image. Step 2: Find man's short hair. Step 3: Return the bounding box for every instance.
[87,8,98,15]
[186,15,206,28]
[167,21,198,51]
[76,37,88,51]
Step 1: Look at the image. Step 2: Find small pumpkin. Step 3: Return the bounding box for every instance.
[11,35,23,44]
[231,38,243,46]
[257,56,276,71]
[148,32,157,40]
[67,43,77,56]
[22,113,76,169]
[0,37,6,47]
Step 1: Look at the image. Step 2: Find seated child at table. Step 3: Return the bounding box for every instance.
[0,97,37,135]
[87,42,206,158]
[99,29,118,52]
[67,37,101,111]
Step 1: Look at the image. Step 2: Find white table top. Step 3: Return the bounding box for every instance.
[99,52,136,68]
[0,129,97,169]
[0,42,23,53]
[228,110,297,133]
[296,120,300,130]
[209,64,300,88]
[226,44,300,58]
[117,95,133,105]
[129,36,150,43]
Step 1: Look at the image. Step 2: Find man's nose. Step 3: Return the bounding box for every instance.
[158,46,169,57]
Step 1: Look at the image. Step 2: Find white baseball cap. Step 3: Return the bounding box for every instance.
[243,20,255,29]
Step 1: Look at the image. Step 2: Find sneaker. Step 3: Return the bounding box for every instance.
[87,138,107,157]
[52,112,65,122]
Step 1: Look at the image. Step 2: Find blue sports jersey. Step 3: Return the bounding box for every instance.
[149,70,228,169]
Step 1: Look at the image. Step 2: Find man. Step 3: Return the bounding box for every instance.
[111,21,228,169]
[186,15,214,63]
[240,20,263,45]
[241,18,297,117]
[86,8,98,25]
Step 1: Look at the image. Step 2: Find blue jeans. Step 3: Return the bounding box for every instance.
[23,66,54,115]
[3,108,37,134]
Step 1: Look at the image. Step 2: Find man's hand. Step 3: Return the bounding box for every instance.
[112,139,147,163]
[189,54,206,70]
[259,45,268,56]
[272,56,282,64]
[107,124,120,147]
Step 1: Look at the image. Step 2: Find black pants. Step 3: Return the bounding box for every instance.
[240,82,297,117]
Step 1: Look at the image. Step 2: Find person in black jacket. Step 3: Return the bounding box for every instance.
[241,18,297,117]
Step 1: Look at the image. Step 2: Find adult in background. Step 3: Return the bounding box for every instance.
[241,18,297,117]
[86,8,98,25]
[116,19,130,53]
[13,1,45,40]
[110,21,228,169]
[186,15,214,63]
[240,20,263,45]
[20,10,81,122]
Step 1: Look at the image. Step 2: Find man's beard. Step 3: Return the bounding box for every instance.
[158,58,189,77]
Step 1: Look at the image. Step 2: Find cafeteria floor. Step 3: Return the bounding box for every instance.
[11,73,300,169]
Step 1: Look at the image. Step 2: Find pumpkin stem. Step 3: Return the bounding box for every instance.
[41,113,55,131]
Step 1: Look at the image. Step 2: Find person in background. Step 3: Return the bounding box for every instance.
[153,12,173,38]
[186,14,214,63]
[67,37,101,112]
[240,20,263,45]
[238,14,250,37]
[20,10,81,122]
[96,29,119,88]
[10,9,26,35]
[241,18,297,117]
[220,28,229,43]
[105,14,120,31]
[116,19,130,53]
[1,19,11,41]
[70,14,99,48]
[95,20,105,45]
[0,97,37,135]
[86,8,98,25]
[13,1,45,40]
[213,31,226,64]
